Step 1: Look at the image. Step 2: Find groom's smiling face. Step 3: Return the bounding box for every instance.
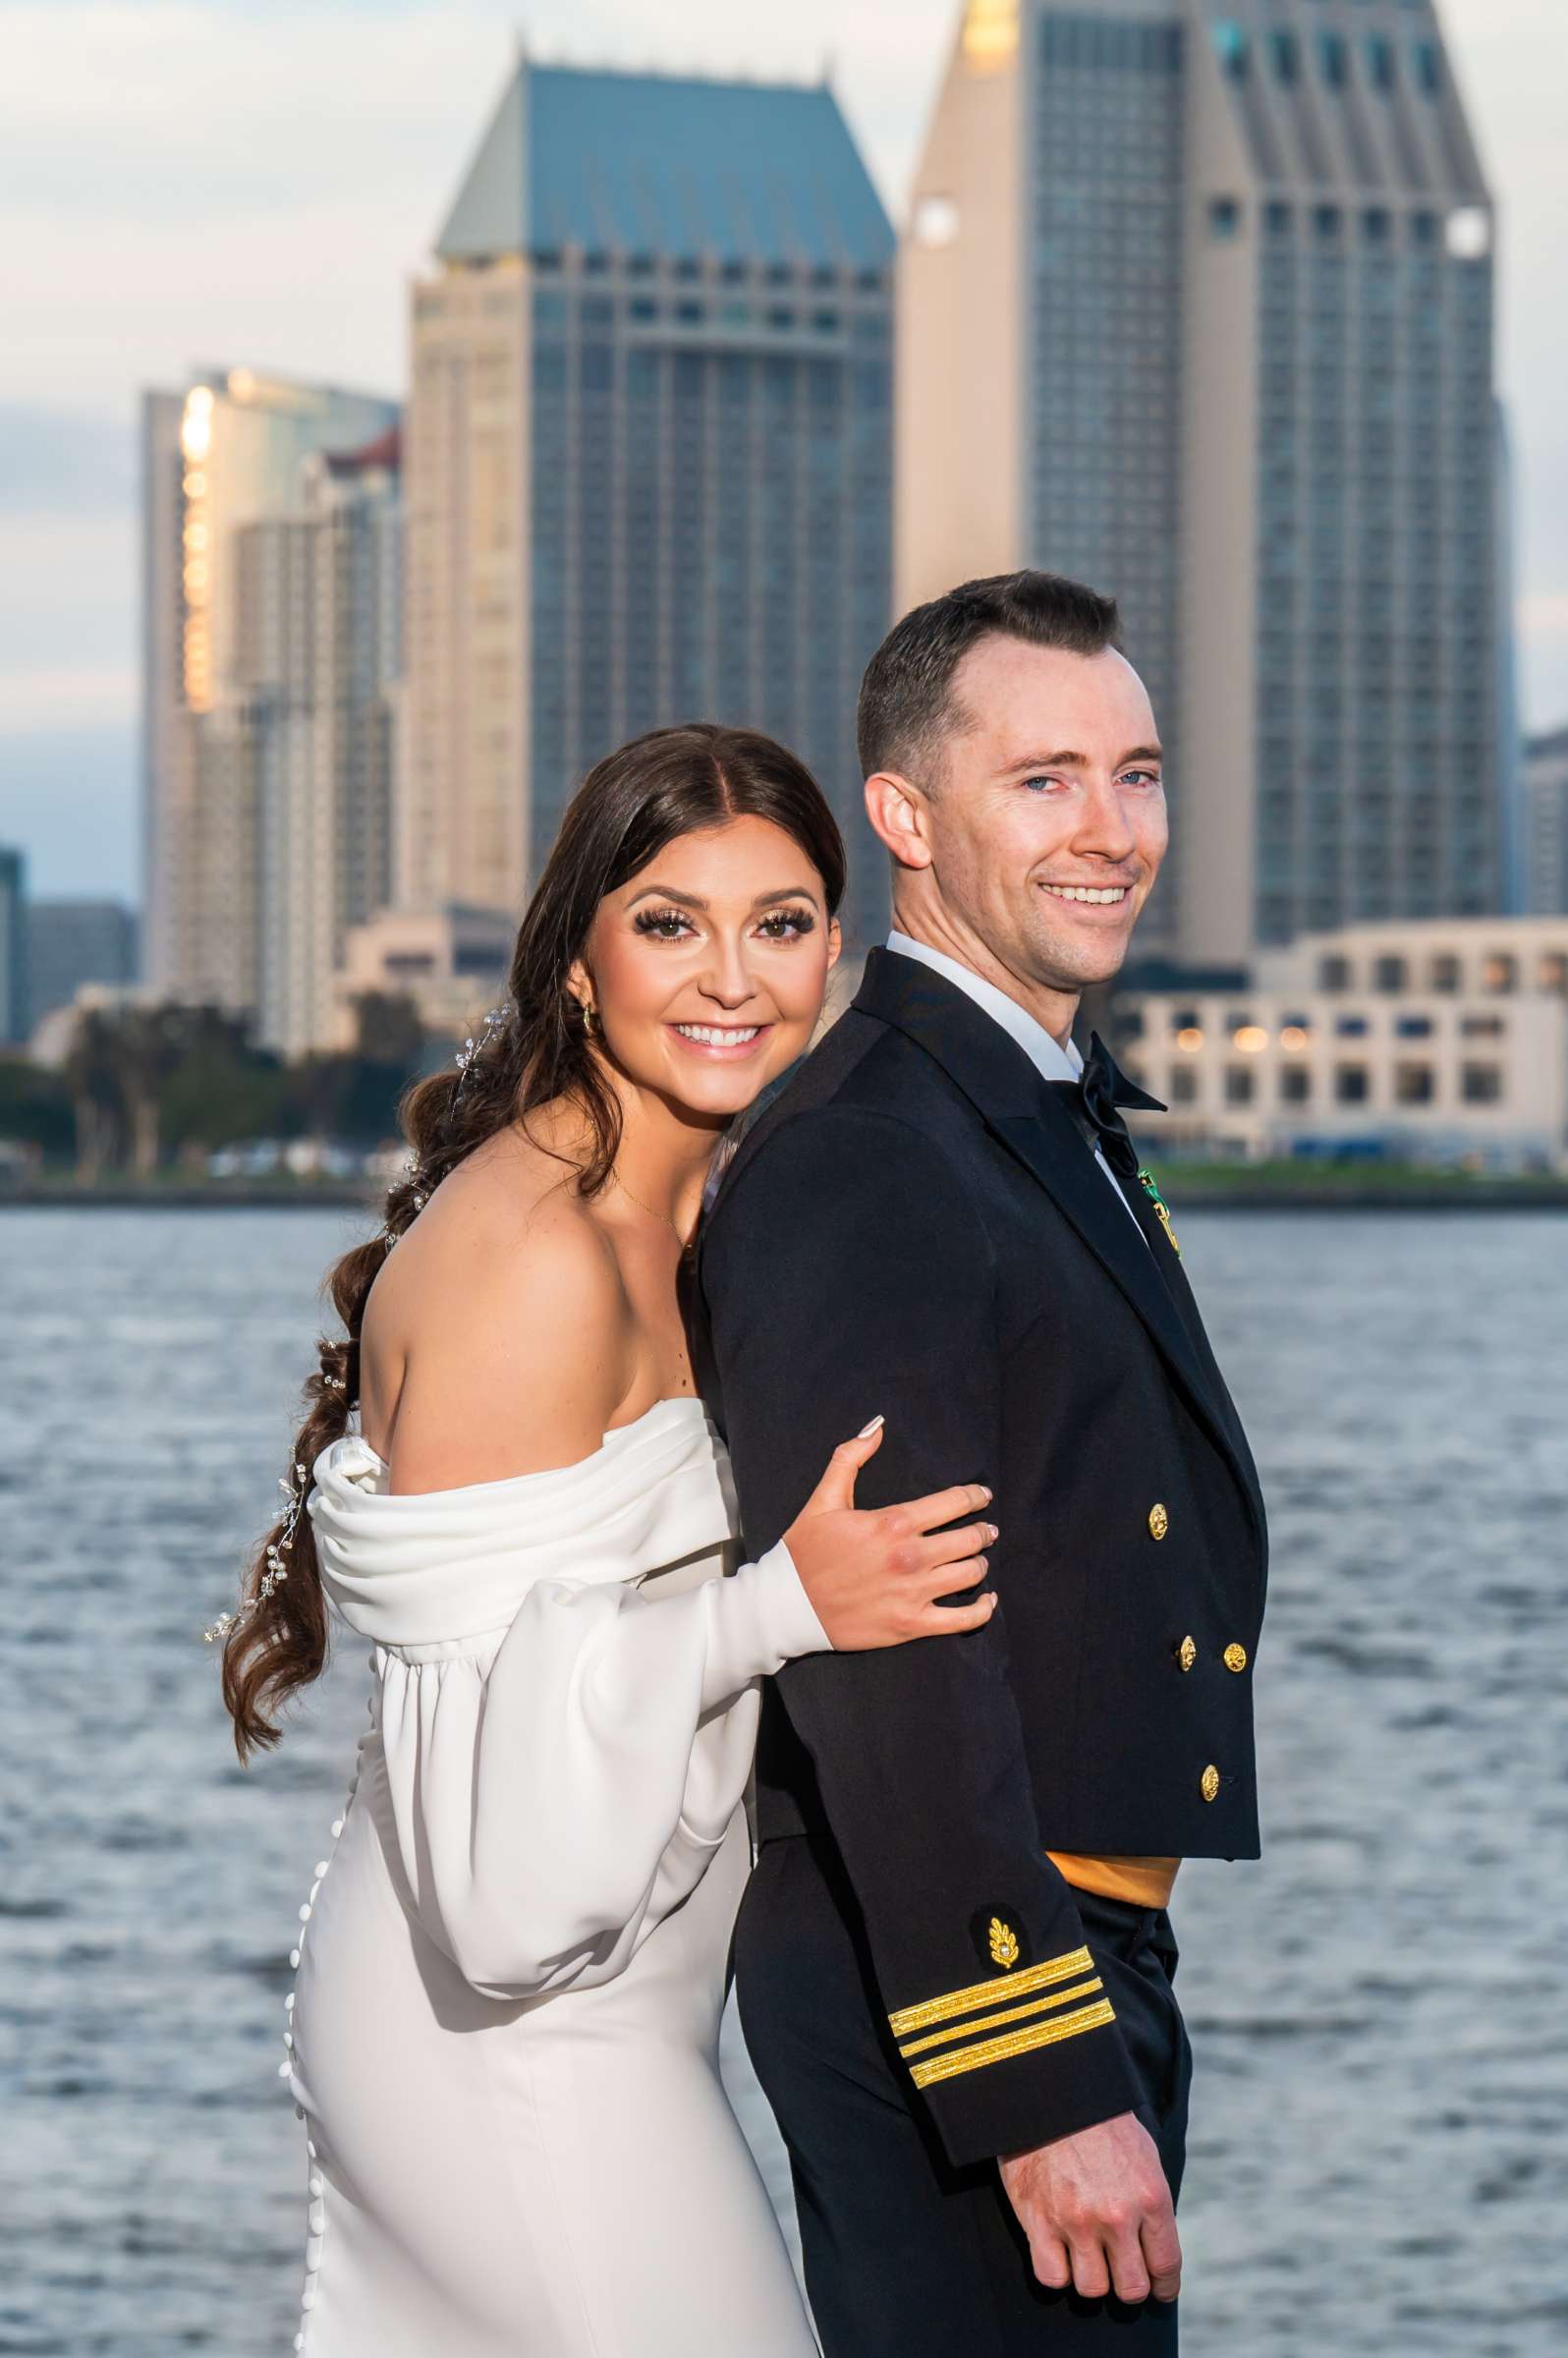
[892,634,1168,1001]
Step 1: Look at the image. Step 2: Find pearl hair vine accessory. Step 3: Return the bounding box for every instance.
[452,1002,510,1108]
[202,1456,309,1646]
[383,1152,431,1247]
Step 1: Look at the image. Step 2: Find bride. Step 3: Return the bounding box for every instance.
[215,724,999,2357]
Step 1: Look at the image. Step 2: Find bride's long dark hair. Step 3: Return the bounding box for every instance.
[221,723,846,1758]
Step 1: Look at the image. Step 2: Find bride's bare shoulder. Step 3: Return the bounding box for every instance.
[363,1127,633,1489]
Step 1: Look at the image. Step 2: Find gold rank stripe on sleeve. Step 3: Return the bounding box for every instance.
[907,1996,1119,2090]
[886,1944,1097,2041]
[896,1975,1106,2061]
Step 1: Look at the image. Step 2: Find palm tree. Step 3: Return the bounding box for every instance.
[125,1003,265,1174]
[352,989,424,1069]
[63,1006,126,1182]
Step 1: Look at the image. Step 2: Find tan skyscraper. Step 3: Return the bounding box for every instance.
[141,370,400,1015]
[233,431,404,1056]
[400,254,531,921]
[401,60,897,948]
[899,0,1503,964]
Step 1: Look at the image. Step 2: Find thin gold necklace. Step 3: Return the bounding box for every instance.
[611,1169,696,1251]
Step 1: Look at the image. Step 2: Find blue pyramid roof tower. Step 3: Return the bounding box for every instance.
[435,60,893,273]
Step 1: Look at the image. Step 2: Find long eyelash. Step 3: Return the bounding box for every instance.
[632,904,817,941]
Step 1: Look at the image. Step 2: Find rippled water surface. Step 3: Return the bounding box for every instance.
[2,1207,1565,2356]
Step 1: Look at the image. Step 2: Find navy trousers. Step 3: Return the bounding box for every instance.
[737,1836,1193,2355]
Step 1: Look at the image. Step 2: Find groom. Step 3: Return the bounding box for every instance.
[695,571,1267,2351]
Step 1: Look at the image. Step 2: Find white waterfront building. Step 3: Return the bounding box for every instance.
[1115,918,1568,1169]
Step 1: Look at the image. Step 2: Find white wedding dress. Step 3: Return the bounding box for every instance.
[282,1397,824,2356]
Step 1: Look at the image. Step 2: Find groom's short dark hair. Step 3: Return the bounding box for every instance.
[857,570,1122,787]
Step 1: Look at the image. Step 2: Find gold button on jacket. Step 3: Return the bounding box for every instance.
[1148,1502,1169,1542]
[1223,1643,1249,1674]
[1200,1764,1221,1803]
[1176,1635,1197,1673]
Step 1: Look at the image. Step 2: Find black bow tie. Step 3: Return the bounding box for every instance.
[1044,1032,1166,1183]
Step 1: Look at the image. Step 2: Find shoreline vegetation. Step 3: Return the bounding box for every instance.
[2,1166,1565,1212]
[7,993,1563,1214]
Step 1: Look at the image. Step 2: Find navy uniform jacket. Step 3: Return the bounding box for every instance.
[692,948,1268,2167]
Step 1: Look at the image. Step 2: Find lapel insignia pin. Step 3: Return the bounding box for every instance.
[1137,1167,1181,1256]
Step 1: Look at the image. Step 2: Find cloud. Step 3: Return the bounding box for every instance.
[0,515,135,675]
[0,1,948,423]
[0,726,138,899]
[4,0,1568,890]
[0,406,136,513]
[1517,594,1568,642]
[0,663,139,734]
[1516,595,1568,729]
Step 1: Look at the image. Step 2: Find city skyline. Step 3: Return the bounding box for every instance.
[3,0,1566,901]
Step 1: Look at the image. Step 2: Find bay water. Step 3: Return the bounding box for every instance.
[2,1207,1564,2355]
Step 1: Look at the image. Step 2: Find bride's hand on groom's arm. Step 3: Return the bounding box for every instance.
[783,1418,999,1652]
[999,2112,1182,2308]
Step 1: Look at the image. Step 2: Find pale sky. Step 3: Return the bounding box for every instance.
[2,0,1565,898]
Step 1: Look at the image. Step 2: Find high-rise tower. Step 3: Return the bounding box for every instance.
[0,847,27,1045]
[231,429,404,1055]
[141,370,400,1012]
[1524,727,1568,918]
[402,62,897,949]
[899,0,1501,963]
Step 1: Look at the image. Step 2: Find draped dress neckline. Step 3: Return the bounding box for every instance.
[308,1395,740,1651]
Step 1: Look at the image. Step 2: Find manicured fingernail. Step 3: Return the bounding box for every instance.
[858,1415,885,1437]
[988,1523,999,1542]
[980,1486,993,1502]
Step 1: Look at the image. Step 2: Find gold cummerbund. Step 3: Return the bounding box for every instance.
[1047,1853,1182,1910]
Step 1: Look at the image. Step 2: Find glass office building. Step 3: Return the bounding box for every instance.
[899,0,1507,963]
[26,900,140,1031]
[0,847,27,1045]
[405,64,896,950]
[231,432,404,1055]
[141,371,400,1009]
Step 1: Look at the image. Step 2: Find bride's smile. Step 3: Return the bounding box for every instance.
[572,810,841,1121]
